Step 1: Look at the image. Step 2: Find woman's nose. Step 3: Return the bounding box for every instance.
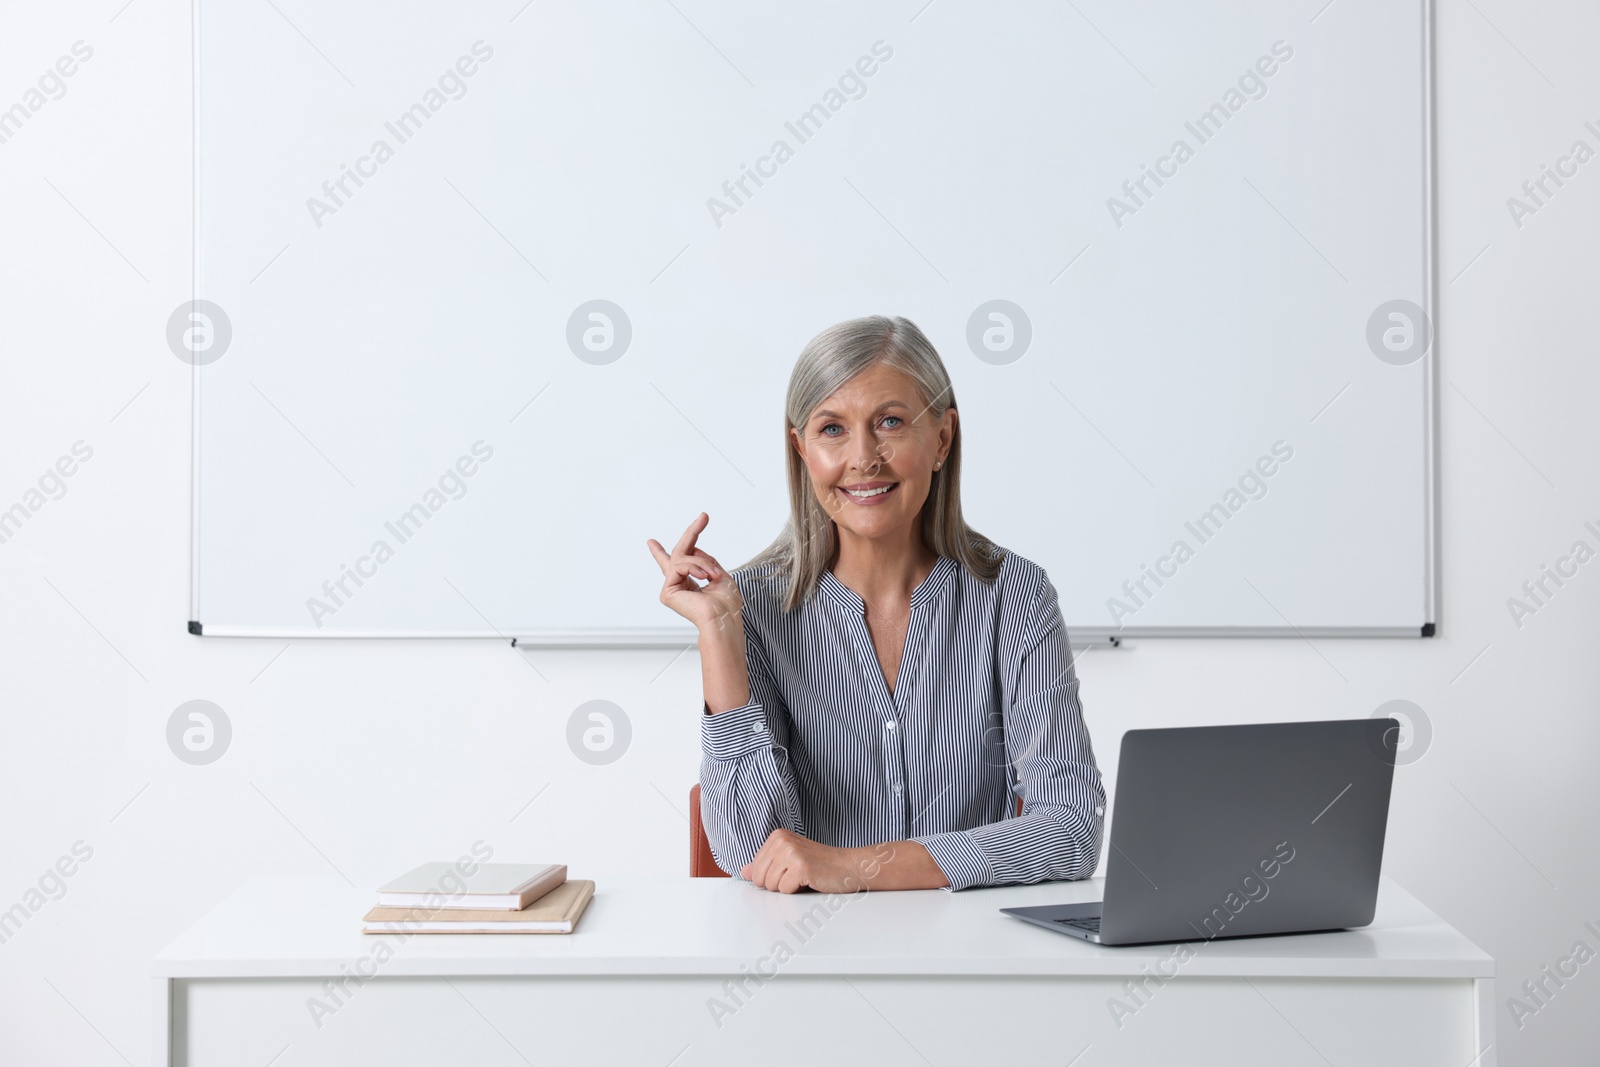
[851,436,890,475]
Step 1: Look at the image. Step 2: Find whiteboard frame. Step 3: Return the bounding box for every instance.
[186,0,1440,645]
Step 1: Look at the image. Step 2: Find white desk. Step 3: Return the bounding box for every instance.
[153,875,1494,1067]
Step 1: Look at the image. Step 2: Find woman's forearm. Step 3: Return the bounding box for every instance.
[854,839,949,891]
[699,618,752,714]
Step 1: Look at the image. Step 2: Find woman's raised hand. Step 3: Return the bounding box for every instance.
[646,513,743,635]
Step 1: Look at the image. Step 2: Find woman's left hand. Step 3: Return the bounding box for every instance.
[740,829,881,894]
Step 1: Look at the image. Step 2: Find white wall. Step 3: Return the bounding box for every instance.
[1,2,1596,1065]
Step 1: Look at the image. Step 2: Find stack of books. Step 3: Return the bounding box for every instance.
[362,862,595,934]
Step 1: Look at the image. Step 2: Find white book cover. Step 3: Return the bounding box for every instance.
[377,862,565,910]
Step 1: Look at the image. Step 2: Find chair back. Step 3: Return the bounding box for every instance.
[689,783,731,878]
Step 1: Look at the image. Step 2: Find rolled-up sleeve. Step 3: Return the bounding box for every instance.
[698,631,804,875]
[913,575,1106,890]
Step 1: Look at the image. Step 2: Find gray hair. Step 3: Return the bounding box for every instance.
[743,315,1001,611]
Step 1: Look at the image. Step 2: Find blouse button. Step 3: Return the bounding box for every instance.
[752,722,766,734]
[1095,805,1105,816]
[885,721,897,731]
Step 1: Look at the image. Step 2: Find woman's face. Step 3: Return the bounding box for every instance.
[790,362,956,550]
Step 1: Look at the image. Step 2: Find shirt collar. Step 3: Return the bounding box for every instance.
[816,556,959,615]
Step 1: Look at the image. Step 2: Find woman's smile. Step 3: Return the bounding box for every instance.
[839,480,899,505]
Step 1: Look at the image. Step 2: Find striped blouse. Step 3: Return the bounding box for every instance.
[698,547,1106,891]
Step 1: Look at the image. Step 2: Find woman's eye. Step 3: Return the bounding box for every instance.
[881,416,903,429]
[820,424,842,437]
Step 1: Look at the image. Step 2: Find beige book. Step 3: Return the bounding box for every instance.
[362,880,595,934]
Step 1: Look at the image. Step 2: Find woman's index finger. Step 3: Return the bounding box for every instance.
[673,511,709,556]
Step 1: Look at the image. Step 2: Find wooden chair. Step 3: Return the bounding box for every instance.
[688,783,1023,877]
[689,784,730,878]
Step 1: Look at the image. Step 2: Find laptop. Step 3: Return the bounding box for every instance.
[1001,718,1397,946]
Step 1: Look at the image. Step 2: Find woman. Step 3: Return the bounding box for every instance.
[646,315,1105,893]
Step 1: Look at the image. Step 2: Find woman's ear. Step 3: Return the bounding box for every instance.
[937,407,957,464]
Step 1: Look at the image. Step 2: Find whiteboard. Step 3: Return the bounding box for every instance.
[189,0,1436,643]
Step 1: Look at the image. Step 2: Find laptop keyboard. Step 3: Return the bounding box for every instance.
[1052,915,1101,933]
